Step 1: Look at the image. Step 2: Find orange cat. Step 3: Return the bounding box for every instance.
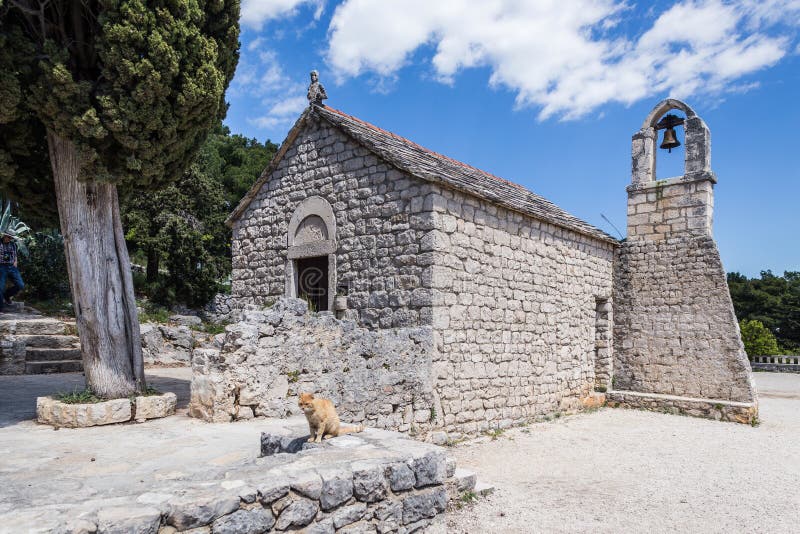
[298,393,364,442]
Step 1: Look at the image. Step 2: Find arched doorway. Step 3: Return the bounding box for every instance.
[285,197,337,312]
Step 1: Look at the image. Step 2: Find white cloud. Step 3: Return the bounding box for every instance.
[326,0,799,120]
[268,96,309,116]
[241,0,325,31]
[230,43,310,134]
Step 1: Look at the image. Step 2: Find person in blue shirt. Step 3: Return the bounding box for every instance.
[0,229,24,311]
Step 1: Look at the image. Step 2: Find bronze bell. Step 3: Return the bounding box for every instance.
[660,126,680,153]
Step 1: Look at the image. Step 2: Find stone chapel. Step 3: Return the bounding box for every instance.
[194,93,756,434]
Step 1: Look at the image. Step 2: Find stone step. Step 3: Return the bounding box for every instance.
[452,468,477,493]
[25,360,83,374]
[26,347,82,362]
[0,301,25,313]
[0,317,67,335]
[473,482,495,496]
[16,334,80,349]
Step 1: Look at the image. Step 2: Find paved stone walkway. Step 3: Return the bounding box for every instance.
[0,367,191,427]
[0,370,453,532]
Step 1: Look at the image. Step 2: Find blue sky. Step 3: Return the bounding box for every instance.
[225,0,800,277]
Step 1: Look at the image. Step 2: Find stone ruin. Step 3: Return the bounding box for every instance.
[187,97,757,438]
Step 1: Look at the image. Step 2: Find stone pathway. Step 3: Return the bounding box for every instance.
[0,368,458,533]
[0,367,191,427]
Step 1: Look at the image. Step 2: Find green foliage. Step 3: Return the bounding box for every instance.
[21,229,70,300]
[484,428,504,440]
[0,199,30,255]
[203,123,278,207]
[739,319,781,356]
[122,123,273,308]
[27,296,73,318]
[0,0,240,219]
[137,300,170,324]
[728,271,800,354]
[56,388,105,404]
[141,385,161,397]
[459,491,478,504]
[192,321,229,335]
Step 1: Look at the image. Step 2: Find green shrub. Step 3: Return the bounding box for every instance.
[56,388,105,404]
[21,230,70,300]
[138,300,170,323]
[740,319,781,356]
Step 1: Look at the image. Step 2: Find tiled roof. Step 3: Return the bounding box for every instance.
[229,104,618,245]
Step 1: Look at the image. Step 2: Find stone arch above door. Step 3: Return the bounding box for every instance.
[285,196,337,311]
[287,196,336,256]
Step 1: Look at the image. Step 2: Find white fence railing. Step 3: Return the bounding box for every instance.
[750,355,800,365]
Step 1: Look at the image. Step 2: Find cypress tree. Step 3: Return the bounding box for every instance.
[0,0,240,397]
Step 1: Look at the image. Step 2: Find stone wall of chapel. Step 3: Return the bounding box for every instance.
[422,187,616,434]
[231,116,437,328]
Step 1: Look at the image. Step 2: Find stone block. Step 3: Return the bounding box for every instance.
[37,397,132,428]
[95,506,161,534]
[134,392,177,421]
[211,508,275,534]
[273,498,318,530]
[319,468,354,511]
[332,502,367,529]
[352,462,388,503]
[386,462,416,492]
[166,492,240,530]
[401,487,447,525]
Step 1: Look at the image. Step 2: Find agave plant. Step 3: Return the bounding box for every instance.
[0,199,31,256]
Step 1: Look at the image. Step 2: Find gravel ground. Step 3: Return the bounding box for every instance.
[439,373,800,534]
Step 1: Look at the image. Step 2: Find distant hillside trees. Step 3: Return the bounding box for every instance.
[728,271,800,354]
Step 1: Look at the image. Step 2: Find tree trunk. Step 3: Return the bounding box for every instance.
[47,131,146,398]
[146,248,159,283]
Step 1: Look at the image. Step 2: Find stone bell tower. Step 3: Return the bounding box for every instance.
[610,99,757,423]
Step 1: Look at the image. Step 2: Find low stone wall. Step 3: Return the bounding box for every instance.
[0,336,26,375]
[141,317,221,367]
[750,355,800,373]
[204,292,236,323]
[751,363,800,373]
[189,298,437,434]
[607,390,757,424]
[2,421,454,533]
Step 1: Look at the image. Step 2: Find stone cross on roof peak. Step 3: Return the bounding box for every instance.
[307,70,327,106]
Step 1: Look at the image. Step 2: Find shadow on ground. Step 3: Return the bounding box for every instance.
[0,367,191,427]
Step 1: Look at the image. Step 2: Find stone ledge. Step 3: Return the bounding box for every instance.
[606,390,757,424]
[134,392,177,421]
[2,422,454,533]
[36,392,176,428]
[626,171,716,193]
[751,363,800,373]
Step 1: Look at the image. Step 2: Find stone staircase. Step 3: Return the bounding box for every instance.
[0,303,83,375]
[445,457,495,500]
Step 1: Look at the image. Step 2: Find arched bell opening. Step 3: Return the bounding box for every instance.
[631,98,712,186]
[653,110,687,181]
